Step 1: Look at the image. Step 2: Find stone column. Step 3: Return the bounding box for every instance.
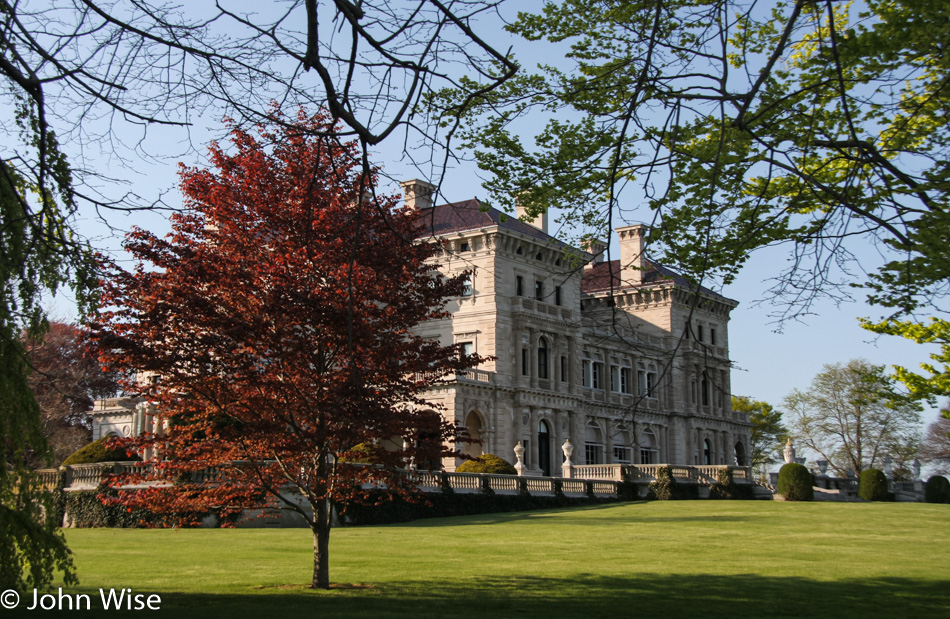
[529,407,539,471]
[605,419,615,464]
[528,327,538,389]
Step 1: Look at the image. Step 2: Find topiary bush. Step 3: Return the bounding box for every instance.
[858,468,889,501]
[925,475,950,504]
[777,462,814,501]
[456,453,517,475]
[61,437,139,466]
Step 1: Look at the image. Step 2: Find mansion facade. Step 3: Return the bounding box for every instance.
[405,180,749,475]
[92,180,751,475]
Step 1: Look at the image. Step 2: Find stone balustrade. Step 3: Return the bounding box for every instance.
[36,461,753,504]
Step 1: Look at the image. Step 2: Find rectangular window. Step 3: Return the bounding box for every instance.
[639,370,656,397]
[535,280,544,301]
[620,367,631,394]
[460,341,474,359]
[710,328,717,346]
[582,359,591,388]
[684,320,691,339]
[610,365,620,392]
[516,275,524,297]
[521,348,529,376]
[613,446,632,464]
[592,362,604,390]
[585,444,603,465]
[461,277,473,297]
[555,285,562,306]
[560,356,568,382]
[697,324,704,342]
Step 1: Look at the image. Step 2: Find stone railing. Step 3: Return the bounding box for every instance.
[405,470,619,497]
[572,463,753,484]
[37,461,753,507]
[456,369,494,385]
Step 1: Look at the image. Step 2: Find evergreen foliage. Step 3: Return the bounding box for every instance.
[456,454,517,475]
[858,468,889,502]
[924,475,950,504]
[61,438,139,466]
[777,463,814,502]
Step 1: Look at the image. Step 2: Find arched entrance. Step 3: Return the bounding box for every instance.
[463,411,484,458]
[735,441,747,466]
[538,419,551,476]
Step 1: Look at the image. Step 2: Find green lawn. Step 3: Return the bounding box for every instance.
[12,501,950,618]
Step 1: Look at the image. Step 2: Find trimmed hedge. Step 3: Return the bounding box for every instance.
[339,489,616,525]
[456,454,518,475]
[65,486,158,528]
[925,475,950,504]
[858,468,889,502]
[61,437,139,466]
[777,463,814,501]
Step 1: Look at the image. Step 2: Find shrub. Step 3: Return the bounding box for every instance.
[648,466,677,500]
[61,437,139,466]
[858,468,889,501]
[338,442,385,464]
[777,463,814,501]
[456,453,517,475]
[709,467,736,500]
[925,475,950,504]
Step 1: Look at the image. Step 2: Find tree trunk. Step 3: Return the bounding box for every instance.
[311,498,331,589]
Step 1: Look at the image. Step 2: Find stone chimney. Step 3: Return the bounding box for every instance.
[400,179,436,210]
[581,238,607,269]
[515,195,548,234]
[616,224,648,284]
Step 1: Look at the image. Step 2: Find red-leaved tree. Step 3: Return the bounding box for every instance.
[92,107,477,589]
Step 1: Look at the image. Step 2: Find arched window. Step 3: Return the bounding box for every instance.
[537,337,549,379]
[640,429,658,464]
[585,422,604,465]
[735,441,747,467]
[703,438,712,465]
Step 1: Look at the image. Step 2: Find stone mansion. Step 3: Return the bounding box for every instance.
[92,179,751,475]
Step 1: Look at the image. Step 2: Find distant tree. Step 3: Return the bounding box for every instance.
[93,108,479,590]
[732,396,787,472]
[784,360,922,477]
[23,322,121,467]
[919,414,950,476]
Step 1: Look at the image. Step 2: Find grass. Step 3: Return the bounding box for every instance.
[12,501,950,618]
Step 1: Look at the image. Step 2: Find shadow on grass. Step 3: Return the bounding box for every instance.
[378,502,752,528]
[12,573,948,619]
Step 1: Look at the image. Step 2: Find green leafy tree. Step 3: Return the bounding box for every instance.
[440,0,950,397]
[784,359,921,477]
[732,396,787,473]
[0,160,83,590]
